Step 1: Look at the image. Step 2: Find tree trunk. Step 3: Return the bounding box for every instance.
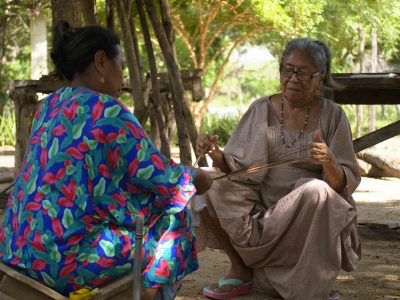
[0,16,7,115]
[31,10,47,79]
[79,0,97,25]
[51,0,81,28]
[161,93,176,148]
[356,25,365,138]
[159,0,177,61]
[145,0,201,165]
[149,104,161,149]
[369,27,378,132]
[145,0,191,164]
[106,0,115,30]
[126,0,145,87]
[115,0,148,125]
[157,0,205,165]
[136,0,170,157]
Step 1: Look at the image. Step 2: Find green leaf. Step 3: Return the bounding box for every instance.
[137,165,154,181]
[94,178,106,197]
[49,138,59,160]
[169,168,183,184]
[62,209,74,229]
[104,105,121,118]
[27,174,37,195]
[40,132,48,148]
[99,94,112,103]
[116,134,127,144]
[66,165,75,175]
[39,185,50,194]
[41,272,56,287]
[50,244,61,262]
[48,208,57,218]
[73,122,85,139]
[85,154,93,169]
[87,253,100,263]
[76,186,83,197]
[140,139,148,152]
[42,200,52,210]
[100,240,115,257]
[137,150,145,162]
[77,106,85,116]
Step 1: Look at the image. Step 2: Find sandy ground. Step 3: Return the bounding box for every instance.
[0,147,399,300]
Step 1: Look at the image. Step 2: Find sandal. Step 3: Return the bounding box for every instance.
[202,278,253,299]
[328,290,340,300]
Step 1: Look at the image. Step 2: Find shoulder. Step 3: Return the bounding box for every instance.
[320,97,348,119]
[248,96,270,110]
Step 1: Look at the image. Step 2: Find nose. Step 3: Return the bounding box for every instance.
[289,72,300,82]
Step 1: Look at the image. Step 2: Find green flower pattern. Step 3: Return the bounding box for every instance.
[0,87,198,295]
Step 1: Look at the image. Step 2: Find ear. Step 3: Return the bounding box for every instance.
[93,50,107,77]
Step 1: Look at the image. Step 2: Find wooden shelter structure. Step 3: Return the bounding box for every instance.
[9,69,203,174]
[332,73,400,153]
[8,72,400,174]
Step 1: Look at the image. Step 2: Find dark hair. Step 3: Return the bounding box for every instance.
[50,21,120,81]
[279,37,335,88]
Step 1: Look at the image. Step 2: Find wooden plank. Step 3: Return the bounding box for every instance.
[358,220,400,230]
[94,274,133,300]
[334,88,400,105]
[332,73,400,105]
[0,290,17,300]
[0,275,53,300]
[358,225,400,241]
[0,263,67,300]
[353,120,400,152]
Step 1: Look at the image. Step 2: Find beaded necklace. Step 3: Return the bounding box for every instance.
[280,96,313,148]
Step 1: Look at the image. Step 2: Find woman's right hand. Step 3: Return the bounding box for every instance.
[193,168,213,194]
[196,134,219,157]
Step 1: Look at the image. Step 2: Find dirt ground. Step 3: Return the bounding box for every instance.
[0,147,399,300]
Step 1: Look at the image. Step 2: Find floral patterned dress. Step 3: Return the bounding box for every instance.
[0,87,198,296]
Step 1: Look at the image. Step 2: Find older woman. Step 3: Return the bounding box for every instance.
[0,21,212,300]
[196,38,361,300]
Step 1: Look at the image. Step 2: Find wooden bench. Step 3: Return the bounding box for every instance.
[0,216,144,300]
[0,262,140,300]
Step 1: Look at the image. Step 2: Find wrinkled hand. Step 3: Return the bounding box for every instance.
[196,134,219,156]
[193,168,213,194]
[309,130,335,165]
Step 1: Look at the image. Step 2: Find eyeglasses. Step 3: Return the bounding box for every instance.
[281,68,321,81]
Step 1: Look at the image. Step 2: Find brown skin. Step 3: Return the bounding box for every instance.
[195,49,347,294]
[71,45,126,98]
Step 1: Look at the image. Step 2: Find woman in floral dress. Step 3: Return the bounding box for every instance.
[0,21,212,299]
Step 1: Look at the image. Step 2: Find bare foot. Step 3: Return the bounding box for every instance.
[141,287,159,300]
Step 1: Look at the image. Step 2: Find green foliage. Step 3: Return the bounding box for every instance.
[342,104,400,137]
[200,113,241,145]
[0,106,16,147]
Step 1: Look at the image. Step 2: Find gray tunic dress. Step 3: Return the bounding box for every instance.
[193,96,361,300]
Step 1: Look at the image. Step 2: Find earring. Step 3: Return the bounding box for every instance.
[100,76,105,84]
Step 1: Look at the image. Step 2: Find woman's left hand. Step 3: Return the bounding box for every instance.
[309,130,335,165]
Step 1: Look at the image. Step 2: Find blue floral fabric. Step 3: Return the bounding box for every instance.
[0,87,198,295]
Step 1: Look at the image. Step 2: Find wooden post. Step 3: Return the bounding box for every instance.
[145,0,207,166]
[136,0,170,157]
[79,0,97,25]
[10,88,37,175]
[106,0,115,30]
[369,28,378,132]
[116,0,148,125]
[144,0,192,164]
